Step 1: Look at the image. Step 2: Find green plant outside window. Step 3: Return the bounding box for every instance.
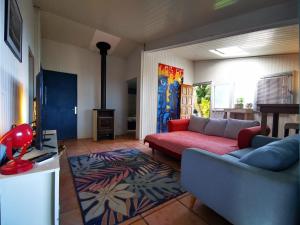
[194,84,211,118]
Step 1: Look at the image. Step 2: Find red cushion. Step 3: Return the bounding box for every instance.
[145,131,239,156]
[168,119,190,132]
[237,126,270,148]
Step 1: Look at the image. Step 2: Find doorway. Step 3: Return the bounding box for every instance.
[43,70,78,140]
[127,78,137,137]
[28,49,34,123]
[193,82,212,118]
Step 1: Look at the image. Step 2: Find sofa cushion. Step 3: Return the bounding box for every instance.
[188,115,209,133]
[240,135,300,171]
[168,119,190,132]
[204,119,227,137]
[145,131,239,156]
[224,119,260,139]
[285,134,300,142]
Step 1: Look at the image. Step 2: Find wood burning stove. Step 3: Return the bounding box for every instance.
[93,42,115,141]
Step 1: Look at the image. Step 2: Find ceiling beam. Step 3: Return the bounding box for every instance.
[145,1,298,52]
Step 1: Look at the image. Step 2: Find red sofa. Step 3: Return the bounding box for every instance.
[144,119,266,159]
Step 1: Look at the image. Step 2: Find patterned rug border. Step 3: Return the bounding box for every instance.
[67,148,185,225]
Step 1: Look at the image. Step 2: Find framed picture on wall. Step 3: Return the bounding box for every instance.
[4,0,23,62]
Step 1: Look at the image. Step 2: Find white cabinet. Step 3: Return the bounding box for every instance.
[0,131,60,225]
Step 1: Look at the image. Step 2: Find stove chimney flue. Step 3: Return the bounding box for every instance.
[96,42,111,109]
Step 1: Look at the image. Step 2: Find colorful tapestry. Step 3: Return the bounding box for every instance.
[68,149,185,225]
[157,63,184,133]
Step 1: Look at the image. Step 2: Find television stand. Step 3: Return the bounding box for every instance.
[42,131,56,149]
[43,144,56,149]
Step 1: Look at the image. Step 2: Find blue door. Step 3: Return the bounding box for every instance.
[43,70,77,140]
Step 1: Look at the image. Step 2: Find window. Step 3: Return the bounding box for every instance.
[256,72,293,104]
[213,83,233,109]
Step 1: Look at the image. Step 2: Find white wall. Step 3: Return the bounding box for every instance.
[41,39,127,138]
[126,47,142,81]
[140,51,194,139]
[0,0,41,135]
[106,56,127,136]
[194,54,299,137]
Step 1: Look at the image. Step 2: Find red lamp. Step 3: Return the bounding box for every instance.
[0,124,34,175]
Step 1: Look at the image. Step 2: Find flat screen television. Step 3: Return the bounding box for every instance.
[35,69,44,150]
[35,69,56,150]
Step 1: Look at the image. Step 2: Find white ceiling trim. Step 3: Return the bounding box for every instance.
[145,1,298,51]
[163,25,299,61]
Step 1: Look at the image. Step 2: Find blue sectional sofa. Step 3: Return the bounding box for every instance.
[181,135,299,225]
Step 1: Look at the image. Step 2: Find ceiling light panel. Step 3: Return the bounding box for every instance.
[209,46,248,57]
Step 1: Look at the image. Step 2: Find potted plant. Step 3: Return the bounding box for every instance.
[235,97,244,109]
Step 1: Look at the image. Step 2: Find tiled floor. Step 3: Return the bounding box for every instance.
[59,135,231,225]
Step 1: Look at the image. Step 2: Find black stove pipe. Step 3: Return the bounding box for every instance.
[96,42,111,109]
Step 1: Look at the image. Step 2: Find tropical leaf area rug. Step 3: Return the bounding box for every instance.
[68,149,186,225]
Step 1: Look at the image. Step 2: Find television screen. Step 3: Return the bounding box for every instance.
[35,69,44,150]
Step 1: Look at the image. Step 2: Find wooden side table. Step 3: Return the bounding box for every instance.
[257,104,299,137]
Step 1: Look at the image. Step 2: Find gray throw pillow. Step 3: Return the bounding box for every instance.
[224,119,260,139]
[204,119,228,137]
[188,115,209,133]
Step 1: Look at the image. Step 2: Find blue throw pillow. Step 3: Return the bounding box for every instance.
[240,135,299,171]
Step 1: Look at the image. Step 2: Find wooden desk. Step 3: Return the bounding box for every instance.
[257,104,299,137]
[223,108,255,120]
[0,130,60,225]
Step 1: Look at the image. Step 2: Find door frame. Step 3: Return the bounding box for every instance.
[126,77,138,135]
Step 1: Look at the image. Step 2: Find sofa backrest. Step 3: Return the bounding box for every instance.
[224,119,260,139]
[188,116,260,139]
[239,134,299,171]
[188,115,209,133]
[204,119,228,137]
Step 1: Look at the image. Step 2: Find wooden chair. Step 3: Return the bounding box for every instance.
[284,123,299,137]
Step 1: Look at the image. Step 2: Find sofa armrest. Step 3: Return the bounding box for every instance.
[168,119,190,132]
[237,126,270,149]
[181,148,299,225]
